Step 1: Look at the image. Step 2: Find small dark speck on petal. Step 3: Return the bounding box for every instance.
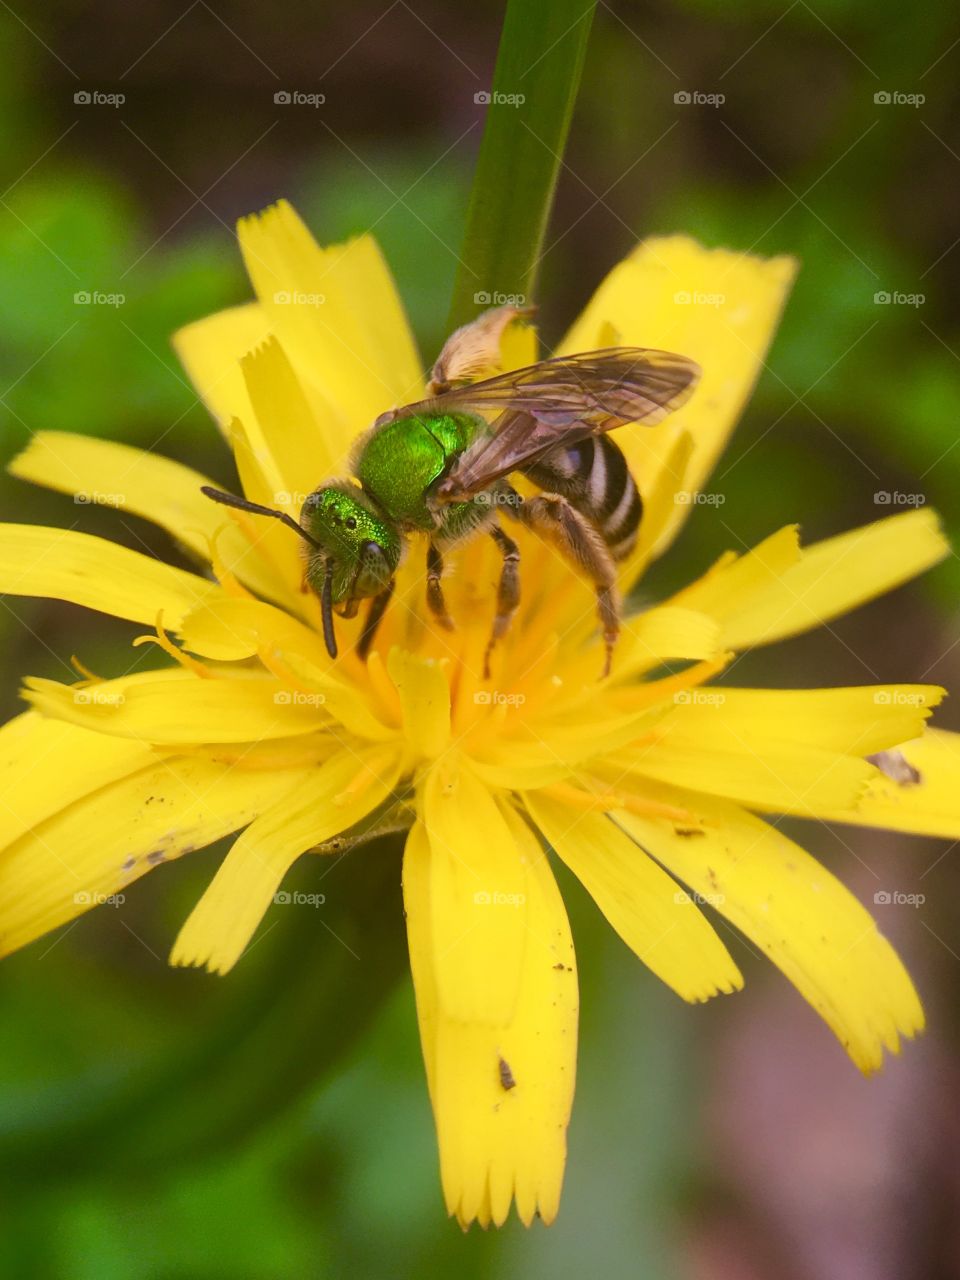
[498,1055,516,1091]
[121,856,136,873]
[146,850,166,866]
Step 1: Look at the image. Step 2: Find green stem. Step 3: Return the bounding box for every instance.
[447,0,597,331]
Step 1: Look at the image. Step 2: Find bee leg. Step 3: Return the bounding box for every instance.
[509,493,620,677]
[426,542,455,632]
[484,524,521,678]
[356,580,395,662]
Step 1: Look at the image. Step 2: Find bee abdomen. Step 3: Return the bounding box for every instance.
[523,435,642,562]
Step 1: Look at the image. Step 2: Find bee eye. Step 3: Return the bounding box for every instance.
[345,516,357,530]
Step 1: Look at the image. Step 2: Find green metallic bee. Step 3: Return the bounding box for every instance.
[202,306,699,676]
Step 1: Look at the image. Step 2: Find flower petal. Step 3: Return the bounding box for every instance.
[611,737,873,818]
[240,335,343,485]
[820,728,960,838]
[526,790,741,1002]
[172,301,269,435]
[403,809,577,1228]
[0,525,220,627]
[665,685,942,757]
[178,597,396,741]
[604,683,944,818]
[0,755,308,958]
[422,763,529,1025]
[0,711,162,851]
[24,671,326,744]
[561,236,797,563]
[238,200,422,450]
[387,648,450,758]
[613,795,923,1072]
[675,510,948,650]
[8,432,286,605]
[171,745,402,973]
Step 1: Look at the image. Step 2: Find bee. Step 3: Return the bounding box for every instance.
[203,306,699,676]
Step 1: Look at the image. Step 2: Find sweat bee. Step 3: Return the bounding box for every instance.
[203,305,700,676]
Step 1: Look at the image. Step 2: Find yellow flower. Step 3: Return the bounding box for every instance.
[1,199,957,1228]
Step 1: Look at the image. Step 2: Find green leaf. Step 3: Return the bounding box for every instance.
[0,836,408,1185]
[447,0,597,330]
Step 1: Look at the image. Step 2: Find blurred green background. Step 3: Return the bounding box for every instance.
[1,1,959,1276]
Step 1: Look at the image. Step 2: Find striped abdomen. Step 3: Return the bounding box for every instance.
[522,435,642,561]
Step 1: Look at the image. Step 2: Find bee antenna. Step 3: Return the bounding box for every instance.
[200,486,323,550]
[320,560,338,659]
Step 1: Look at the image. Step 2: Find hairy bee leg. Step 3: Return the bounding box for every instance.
[484,524,521,678]
[356,581,395,662]
[508,492,620,677]
[426,542,455,631]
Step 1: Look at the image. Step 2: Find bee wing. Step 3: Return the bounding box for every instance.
[426,348,700,499]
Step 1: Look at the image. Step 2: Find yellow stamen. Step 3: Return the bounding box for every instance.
[69,654,103,684]
[542,779,700,826]
[205,527,257,601]
[132,612,217,678]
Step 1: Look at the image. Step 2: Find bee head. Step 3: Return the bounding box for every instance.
[300,486,401,654]
[199,482,401,661]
